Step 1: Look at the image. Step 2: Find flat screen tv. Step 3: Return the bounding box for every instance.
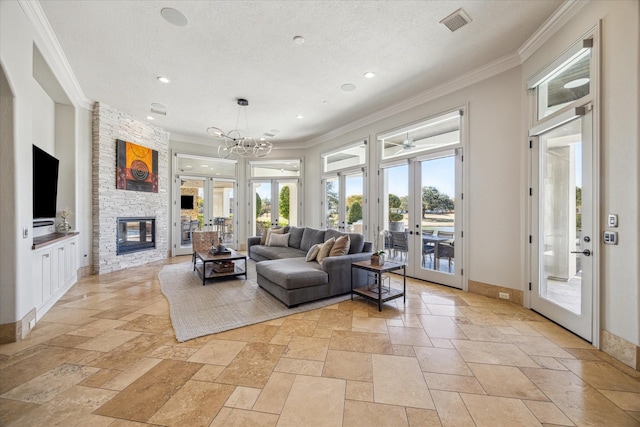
[33,145,60,219]
[180,195,194,210]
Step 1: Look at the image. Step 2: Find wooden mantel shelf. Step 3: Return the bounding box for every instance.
[32,232,79,250]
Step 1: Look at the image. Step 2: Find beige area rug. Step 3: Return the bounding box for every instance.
[159,261,351,342]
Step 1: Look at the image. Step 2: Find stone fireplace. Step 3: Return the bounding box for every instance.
[92,102,169,274]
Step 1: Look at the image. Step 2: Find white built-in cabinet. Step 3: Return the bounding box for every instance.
[33,233,78,320]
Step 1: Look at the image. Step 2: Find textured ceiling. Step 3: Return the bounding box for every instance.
[39,0,564,147]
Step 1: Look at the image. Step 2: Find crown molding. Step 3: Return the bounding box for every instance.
[518,0,588,62]
[19,0,93,110]
[305,52,521,148]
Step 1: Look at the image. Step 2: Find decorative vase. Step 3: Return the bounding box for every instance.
[56,218,71,234]
[371,254,385,266]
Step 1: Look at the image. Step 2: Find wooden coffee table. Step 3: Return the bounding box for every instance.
[194,249,247,285]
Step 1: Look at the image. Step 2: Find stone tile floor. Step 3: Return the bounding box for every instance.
[1,256,639,426]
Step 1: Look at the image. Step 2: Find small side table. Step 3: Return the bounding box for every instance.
[351,260,406,311]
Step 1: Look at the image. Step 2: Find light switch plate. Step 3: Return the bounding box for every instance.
[608,214,618,227]
[604,231,618,245]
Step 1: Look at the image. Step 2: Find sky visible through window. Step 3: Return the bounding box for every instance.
[383,157,455,198]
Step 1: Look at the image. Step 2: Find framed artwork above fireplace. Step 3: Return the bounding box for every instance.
[116,139,158,193]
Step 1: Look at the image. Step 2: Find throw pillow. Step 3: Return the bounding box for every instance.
[265,227,285,245]
[329,234,350,257]
[305,243,321,262]
[316,237,335,265]
[259,229,268,245]
[268,233,290,247]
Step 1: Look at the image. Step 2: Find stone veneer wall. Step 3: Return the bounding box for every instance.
[92,102,169,274]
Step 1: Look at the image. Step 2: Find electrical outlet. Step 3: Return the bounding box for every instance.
[499,292,510,300]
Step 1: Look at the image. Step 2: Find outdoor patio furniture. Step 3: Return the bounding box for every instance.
[390,231,409,262]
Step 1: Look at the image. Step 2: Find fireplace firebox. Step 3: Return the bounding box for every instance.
[117,217,156,255]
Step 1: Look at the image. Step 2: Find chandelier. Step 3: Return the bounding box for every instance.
[207,98,273,158]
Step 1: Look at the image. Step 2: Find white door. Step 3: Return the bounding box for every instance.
[322,170,365,233]
[410,151,463,288]
[530,107,594,341]
[174,176,237,256]
[251,179,301,236]
[380,150,463,289]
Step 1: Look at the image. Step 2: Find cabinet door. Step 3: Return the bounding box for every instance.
[34,249,53,304]
[54,245,65,292]
[68,239,77,282]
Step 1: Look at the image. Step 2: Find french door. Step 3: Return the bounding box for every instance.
[380,149,463,288]
[530,107,594,341]
[173,176,237,256]
[250,179,301,236]
[322,169,365,233]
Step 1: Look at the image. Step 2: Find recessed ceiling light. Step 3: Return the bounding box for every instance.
[185,165,192,168]
[296,114,304,119]
[364,72,376,79]
[200,164,208,167]
[563,78,590,89]
[157,76,171,83]
[146,116,154,120]
[161,7,188,26]
[293,35,305,44]
[341,83,356,92]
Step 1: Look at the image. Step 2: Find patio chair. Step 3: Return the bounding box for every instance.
[191,231,218,269]
[422,230,435,268]
[436,231,454,272]
[390,231,409,262]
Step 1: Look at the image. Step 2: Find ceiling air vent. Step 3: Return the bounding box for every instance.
[439,8,471,33]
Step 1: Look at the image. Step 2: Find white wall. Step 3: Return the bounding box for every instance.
[522,1,639,347]
[32,84,55,153]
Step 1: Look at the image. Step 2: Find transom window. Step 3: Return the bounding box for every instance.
[378,111,461,161]
[528,38,593,120]
[322,140,366,173]
[250,159,301,177]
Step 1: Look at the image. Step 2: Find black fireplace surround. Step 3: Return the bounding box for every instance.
[117,217,156,255]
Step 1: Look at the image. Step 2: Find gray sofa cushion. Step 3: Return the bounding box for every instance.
[251,245,306,260]
[325,229,365,254]
[300,227,326,251]
[287,226,305,249]
[256,258,328,290]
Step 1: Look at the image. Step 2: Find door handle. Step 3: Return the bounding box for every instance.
[570,249,591,256]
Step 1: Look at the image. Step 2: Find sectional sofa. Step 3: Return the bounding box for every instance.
[248,226,373,307]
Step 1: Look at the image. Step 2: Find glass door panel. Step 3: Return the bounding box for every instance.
[324,177,339,230]
[251,179,301,236]
[345,172,364,233]
[174,177,207,256]
[382,165,409,262]
[252,181,271,237]
[531,113,593,341]
[277,181,298,228]
[418,156,456,274]
[212,180,235,248]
